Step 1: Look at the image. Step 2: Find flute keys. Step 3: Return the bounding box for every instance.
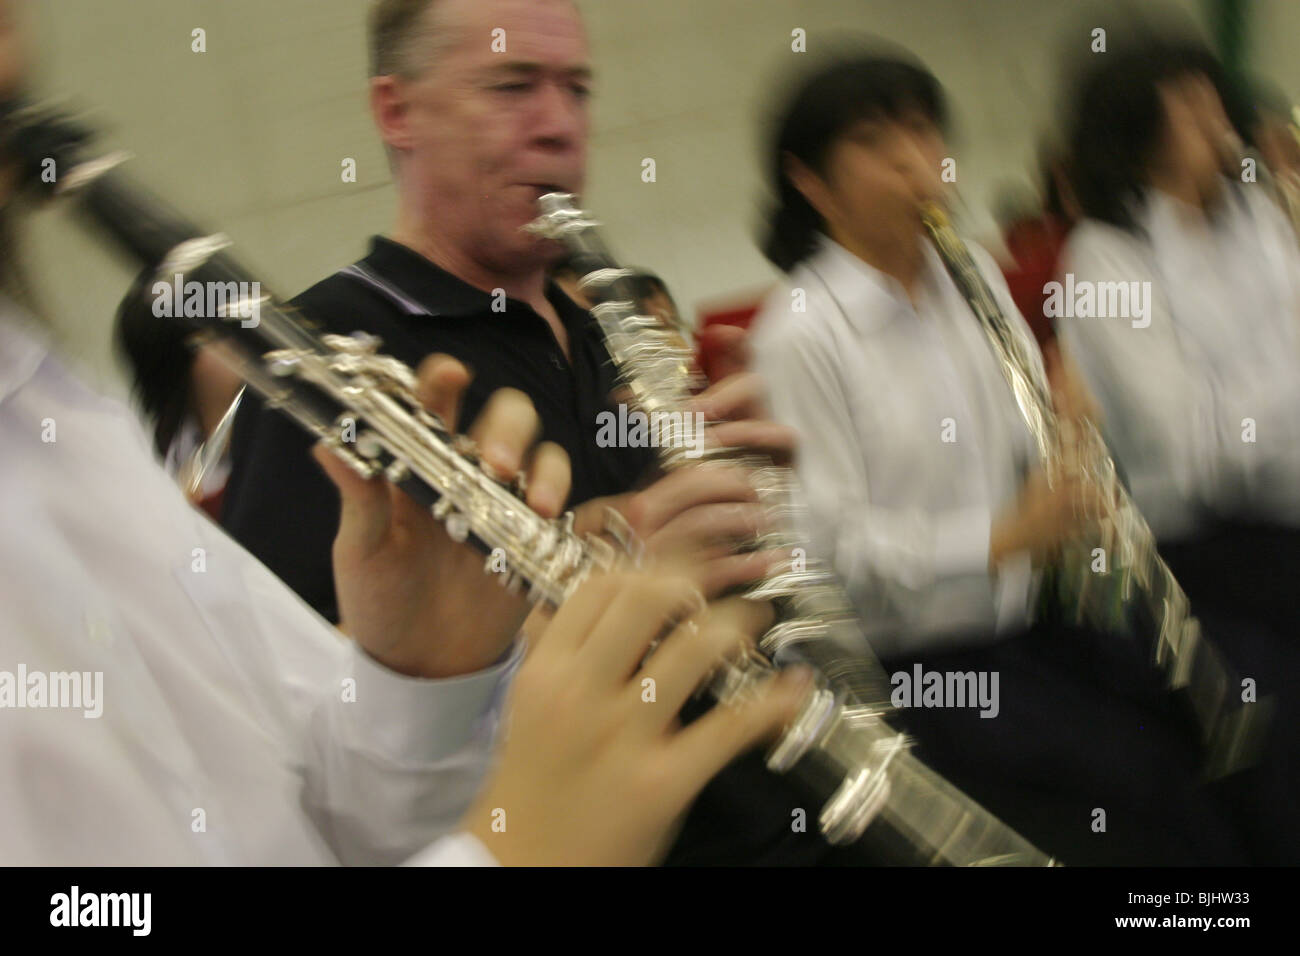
[432,496,471,542]
[445,511,470,543]
[356,431,383,460]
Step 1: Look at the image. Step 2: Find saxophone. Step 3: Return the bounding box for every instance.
[526,193,1057,864]
[920,202,1269,778]
[6,100,1056,863]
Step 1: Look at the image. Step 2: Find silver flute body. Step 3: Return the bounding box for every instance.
[920,203,1269,778]
[526,193,1056,864]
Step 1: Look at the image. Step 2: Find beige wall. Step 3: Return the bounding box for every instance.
[25,0,1224,394]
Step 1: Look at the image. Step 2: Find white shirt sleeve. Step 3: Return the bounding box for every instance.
[0,309,532,866]
[300,635,523,866]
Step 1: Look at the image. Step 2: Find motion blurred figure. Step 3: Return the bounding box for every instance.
[1058,35,1300,863]
[751,48,1252,865]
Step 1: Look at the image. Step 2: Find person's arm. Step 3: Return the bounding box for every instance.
[301,630,522,866]
[254,357,570,864]
[206,541,519,866]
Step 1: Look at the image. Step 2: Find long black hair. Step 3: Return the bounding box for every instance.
[760,50,948,273]
[1065,36,1244,233]
[114,270,197,458]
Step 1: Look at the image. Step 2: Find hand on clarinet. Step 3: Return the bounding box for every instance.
[991,466,1107,567]
[574,369,799,597]
[315,354,569,679]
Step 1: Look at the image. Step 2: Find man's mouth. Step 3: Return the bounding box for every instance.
[521,183,571,200]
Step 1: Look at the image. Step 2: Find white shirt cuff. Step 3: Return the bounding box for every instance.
[404,832,500,867]
[992,549,1035,632]
[343,639,524,765]
[932,506,995,579]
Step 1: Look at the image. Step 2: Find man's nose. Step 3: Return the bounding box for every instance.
[529,80,584,150]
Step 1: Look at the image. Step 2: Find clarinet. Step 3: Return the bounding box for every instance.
[526,194,1057,864]
[5,102,1055,864]
[920,202,1269,779]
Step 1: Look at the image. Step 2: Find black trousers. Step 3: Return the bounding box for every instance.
[881,621,1257,865]
[663,522,1299,866]
[1157,520,1300,865]
[664,622,1247,866]
[1160,520,1300,640]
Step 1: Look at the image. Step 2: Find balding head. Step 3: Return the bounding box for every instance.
[369,0,457,79]
[369,0,590,284]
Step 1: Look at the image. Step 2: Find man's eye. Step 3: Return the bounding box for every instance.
[493,82,532,93]
[571,84,591,100]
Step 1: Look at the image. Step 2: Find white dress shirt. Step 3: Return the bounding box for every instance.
[0,302,511,865]
[1058,183,1300,541]
[752,234,1040,658]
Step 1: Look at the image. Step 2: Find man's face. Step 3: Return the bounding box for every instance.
[389,0,590,274]
[813,110,946,253]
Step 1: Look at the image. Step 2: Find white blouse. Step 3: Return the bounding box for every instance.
[1058,183,1300,541]
[752,234,1041,658]
[0,303,512,865]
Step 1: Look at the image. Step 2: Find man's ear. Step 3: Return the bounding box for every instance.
[370,75,414,152]
[784,153,833,222]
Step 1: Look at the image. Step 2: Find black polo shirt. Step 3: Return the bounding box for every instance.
[222,237,835,866]
[221,236,654,623]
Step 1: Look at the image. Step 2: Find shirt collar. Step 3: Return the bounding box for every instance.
[801,231,948,334]
[364,236,593,335]
[1138,178,1246,242]
[364,237,495,317]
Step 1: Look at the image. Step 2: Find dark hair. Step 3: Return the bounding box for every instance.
[629,269,672,303]
[1065,37,1237,232]
[114,271,197,458]
[369,0,439,78]
[760,51,948,273]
